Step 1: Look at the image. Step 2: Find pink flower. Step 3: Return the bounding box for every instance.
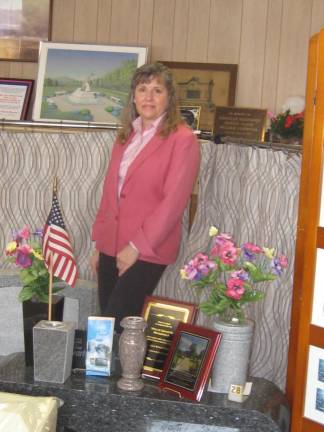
[226,278,245,300]
[14,226,30,244]
[279,255,288,268]
[210,233,235,259]
[181,253,216,281]
[219,244,238,265]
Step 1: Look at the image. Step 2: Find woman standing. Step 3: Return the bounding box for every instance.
[90,62,200,332]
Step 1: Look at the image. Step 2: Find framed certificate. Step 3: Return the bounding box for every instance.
[159,323,222,402]
[0,78,34,120]
[141,296,197,379]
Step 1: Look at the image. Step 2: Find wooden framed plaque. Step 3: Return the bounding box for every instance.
[141,296,197,379]
[159,323,222,401]
[214,106,267,141]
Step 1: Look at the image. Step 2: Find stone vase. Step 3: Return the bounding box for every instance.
[22,295,64,366]
[209,318,254,394]
[117,316,147,391]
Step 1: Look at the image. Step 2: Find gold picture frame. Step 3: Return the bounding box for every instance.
[161,61,238,133]
[141,296,197,379]
[180,105,201,131]
[0,0,53,62]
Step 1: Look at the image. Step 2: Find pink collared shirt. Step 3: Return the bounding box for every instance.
[118,114,164,197]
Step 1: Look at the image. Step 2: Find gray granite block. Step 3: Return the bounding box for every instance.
[63,297,79,328]
[33,320,75,384]
[0,285,24,355]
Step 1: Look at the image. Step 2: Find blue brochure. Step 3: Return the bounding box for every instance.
[85,316,115,377]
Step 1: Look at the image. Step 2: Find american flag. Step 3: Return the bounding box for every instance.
[42,192,78,287]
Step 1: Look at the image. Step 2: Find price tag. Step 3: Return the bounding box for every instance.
[228,384,244,402]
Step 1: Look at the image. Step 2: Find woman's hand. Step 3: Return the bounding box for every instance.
[90,249,99,275]
[116,244,139,276]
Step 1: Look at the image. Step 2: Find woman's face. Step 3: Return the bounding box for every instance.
[134,76,169,127]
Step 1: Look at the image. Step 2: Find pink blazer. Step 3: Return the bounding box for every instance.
[92,124,200,265]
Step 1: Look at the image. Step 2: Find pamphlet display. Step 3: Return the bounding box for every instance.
[85,316,115,377]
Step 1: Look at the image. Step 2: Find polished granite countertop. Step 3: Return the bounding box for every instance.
[0,353,289,432]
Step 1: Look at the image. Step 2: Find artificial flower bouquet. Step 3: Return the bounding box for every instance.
[269,110,304,140]
[5,226,61,302]
[180,227,288,323]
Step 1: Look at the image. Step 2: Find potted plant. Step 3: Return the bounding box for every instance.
[5,226,65,365]
[180,226,288,392]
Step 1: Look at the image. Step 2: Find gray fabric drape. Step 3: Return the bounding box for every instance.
[155,141,301,390]
[0,130,116,281]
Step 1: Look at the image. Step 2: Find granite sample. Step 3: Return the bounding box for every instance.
[0,353,289,432]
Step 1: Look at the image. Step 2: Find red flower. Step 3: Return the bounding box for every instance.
[284,115,294,128]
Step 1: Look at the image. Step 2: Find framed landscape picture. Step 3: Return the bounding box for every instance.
[32,42,148,124]
[0,78,33,120]
[161,61,237,133]
[159,323,222,401]
[0,0,52,62]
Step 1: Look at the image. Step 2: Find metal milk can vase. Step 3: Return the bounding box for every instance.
[117,316,147,391]
[209,318,255,393]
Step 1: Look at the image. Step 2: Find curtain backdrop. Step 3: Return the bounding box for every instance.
[0,131,301,390]
[155,141,301,390]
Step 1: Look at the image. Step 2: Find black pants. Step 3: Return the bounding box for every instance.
[98,253,166,333]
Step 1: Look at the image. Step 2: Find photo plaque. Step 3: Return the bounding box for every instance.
[141,296,197,379]
[214,106,267,141]
[159,323,222,401]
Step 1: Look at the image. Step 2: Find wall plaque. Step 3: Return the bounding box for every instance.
[141,296,197,379]
[214,106,267,141]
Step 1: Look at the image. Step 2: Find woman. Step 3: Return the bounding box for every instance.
[90,62,200,332]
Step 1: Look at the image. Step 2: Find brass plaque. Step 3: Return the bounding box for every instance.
[214,106,267,141]
[141,297,197,379]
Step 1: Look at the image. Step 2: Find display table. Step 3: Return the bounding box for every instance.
[0,353,289,432]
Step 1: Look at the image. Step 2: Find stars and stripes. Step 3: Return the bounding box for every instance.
[42,192,78,287]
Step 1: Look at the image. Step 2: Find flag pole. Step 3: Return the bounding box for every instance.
[48,177,57,321]
[48,251,53,321]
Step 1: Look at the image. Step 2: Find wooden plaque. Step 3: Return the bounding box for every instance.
[214,106,267,141]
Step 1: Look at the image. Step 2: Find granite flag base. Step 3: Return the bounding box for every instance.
[33,320,75,384]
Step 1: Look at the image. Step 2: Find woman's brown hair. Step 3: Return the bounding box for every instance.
[117,62,182,143]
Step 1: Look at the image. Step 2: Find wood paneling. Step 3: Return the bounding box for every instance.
[96,0,113,44]
[311,0,324,35]
[110,0,140,45]
[261,0,283,112]
[73,0,98,43]
[151,0,175,61]
[51,0,76,42]
[277,0,312,111]
[186,0,210,62]
[1,0,324,115]
[172,0,190,61]
[207,0,242,64]
[138,0,154,57]
[236,0,268,107]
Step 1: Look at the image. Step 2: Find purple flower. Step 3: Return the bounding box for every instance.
[33,228,43,238]
[271,258,283,276]
[16,250,32,268]
[241,242,263,261]
[181,253,216,281]
[231,269,249,281]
